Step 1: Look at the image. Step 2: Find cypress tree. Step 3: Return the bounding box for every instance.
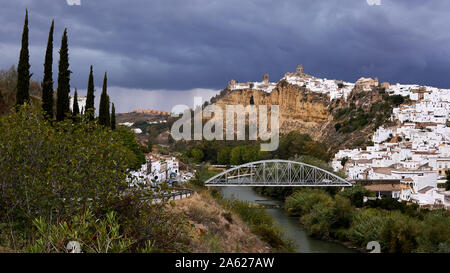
[106,95,111,127]
[42,20,54,118]
[72,88,80,117]
[85,65,95,120]
[16,9,31,107]
[56,28,71,121]
[98,72,109,126]
[110,102,116,130]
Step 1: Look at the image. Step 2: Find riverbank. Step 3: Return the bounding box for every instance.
[220,186,356,253]
[276,187,450,253]
[172,191,271,253]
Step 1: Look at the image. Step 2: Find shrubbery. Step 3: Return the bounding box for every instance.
[0,106,190,253]
[29,208,137,253]
[285,189,333,217]
[0,106,135,228]
[116,125,146,170]
[182,131,329,165]
[284,187,450,252]
[218,197,293,251]
[333,100,395,134]
[285,190,353,239]
[337,186,374,207]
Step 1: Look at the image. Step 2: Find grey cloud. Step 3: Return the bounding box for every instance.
[1,0,450,92]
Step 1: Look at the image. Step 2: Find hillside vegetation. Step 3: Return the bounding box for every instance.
[0,66,42,114]
[283,187,450,253]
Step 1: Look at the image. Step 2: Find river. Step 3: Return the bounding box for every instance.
[221,186,356,253]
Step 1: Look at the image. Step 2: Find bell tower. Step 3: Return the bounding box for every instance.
[296,64,303,75]
[263,73,269,84]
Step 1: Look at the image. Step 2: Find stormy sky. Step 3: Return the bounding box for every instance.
[1,0,450,112]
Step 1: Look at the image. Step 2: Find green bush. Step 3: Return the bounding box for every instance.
[116,125,146,170]
[285,189,333,216]
[416,210,450,253]
[217,147,231,165]
[301,203,336,239]
[346,209,388,247]
[380,213,419,253]
[282,185,448,253]
[0,106,136,229]
[338,186,373,207]
[333,195,354,228]
[298,194,353,239]
[365,198,421,218]
[190,148,204,163]
[278,132,329,161]
[28,208,137,253]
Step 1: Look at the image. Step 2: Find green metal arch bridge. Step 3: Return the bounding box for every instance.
[205,160,352,187]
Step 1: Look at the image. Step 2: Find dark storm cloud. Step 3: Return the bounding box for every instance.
[1,0,450,92]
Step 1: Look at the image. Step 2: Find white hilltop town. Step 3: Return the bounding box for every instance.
[228,64,357,100]
[228,64,450,208]
[128,153,195,187]
[331,84,450,208]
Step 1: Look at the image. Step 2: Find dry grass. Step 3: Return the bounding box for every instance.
[0,246,16,253]
[172,191,270,253]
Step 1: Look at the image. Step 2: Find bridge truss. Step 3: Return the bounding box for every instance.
[205,160,352,187]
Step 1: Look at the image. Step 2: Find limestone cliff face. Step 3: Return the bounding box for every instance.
[213,80,333,140]
[211,80,390,154]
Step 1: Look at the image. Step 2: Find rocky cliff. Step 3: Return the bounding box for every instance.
[211,79,395,154]
[214,79,332,136]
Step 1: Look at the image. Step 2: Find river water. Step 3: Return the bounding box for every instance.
[221,186,356,253]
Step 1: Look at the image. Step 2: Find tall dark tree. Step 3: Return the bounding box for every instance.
[42,20,54,118]
[98,72,110,126]
[106,95,111,127]
[16,9,31,107]
[56,28,71,121]
[72,88,80,117]
[110,102,116,130]
[85,65,95,120]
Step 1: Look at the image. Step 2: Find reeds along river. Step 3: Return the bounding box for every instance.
[221,186,356,253]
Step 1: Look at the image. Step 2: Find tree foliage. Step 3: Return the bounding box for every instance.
[85,65,95,120]
[111,103,116,130]
[278,131,329,161]
[115,126,146,170]
[0,105,136,226]
[56,29,71,121]
[41,20,54,119]
[338,186,374,208]
[16,10,31,107]
[98,73,110,126]
[72,88,80,117]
